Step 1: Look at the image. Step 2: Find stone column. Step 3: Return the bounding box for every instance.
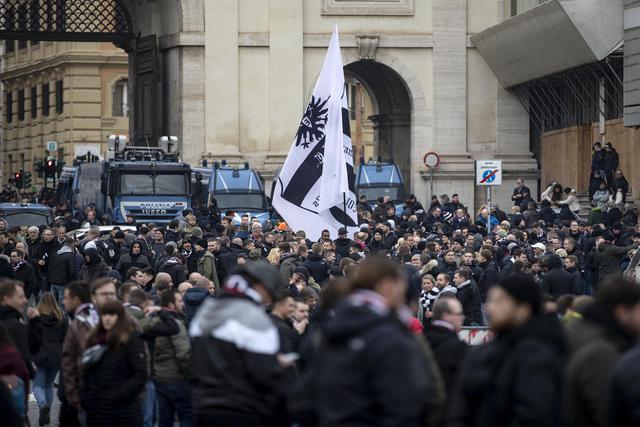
[204,0,240,158]
[431,0,476,209]
[268,0,303,154]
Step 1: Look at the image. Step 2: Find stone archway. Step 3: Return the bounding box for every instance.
[343,60,414,189]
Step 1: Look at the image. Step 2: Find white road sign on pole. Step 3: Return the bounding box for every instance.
[46,140,58,152]
[475,160,502,186]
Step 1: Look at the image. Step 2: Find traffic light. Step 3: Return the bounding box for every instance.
[23,171,32,188]
[13,170,23,189]
[33,160,44,178]
[44,159,56,179]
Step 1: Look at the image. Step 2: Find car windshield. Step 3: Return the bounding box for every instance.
[120,173,188,195]
[214,193,269,210]
[358,186,403,202]
[4,211,50,227]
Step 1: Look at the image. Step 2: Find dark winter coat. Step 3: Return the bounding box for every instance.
[0,256,13,279]
[115,250,151,279]
[48,246,78,285]
[31,314,67,368]
[271,314,298,354]
[476,260,498,303]
[215,245,239,282]
[603,148,619,172]
[592,149,605,171]
[542,255,579,297]
[280,253,304,284]
[456,281,483,326]
[303,253,329,285]
[333,237,353,259]
[0,304,41,378]
[183,287,210,325]
[607,344,640,427]
[565,305,635,427]
[32,240,60,277]
[190,295,282,421]
[450,314,566,427]
[13,261,38,296]
[315,292,433,427]
[595,243,632,281]
[80,333,147,427]
[424,322,467,398]
[612,176,629,203]
[158,257,188,286]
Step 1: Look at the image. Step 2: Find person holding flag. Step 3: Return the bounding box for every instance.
[272,25,358,241]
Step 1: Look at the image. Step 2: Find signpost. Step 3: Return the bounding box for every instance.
[423,152,440,198]
[475,160,502,234]
[46,140,58,153]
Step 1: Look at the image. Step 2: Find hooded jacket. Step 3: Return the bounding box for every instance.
[197,250,220,289]
[32,314,67,368]
[189,295,282,421]
[48,245,78,285]
[595,242,633,280]
[115,247,151,278]
[314,290,432,427]
[303,253,329,285]
[80,248,110,283]
[450,314,566,427]
[158,256,187,285]
[183,287,211,325]
[333,237,353,258]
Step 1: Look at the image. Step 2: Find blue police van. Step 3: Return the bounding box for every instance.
[208,161,272,226]
[0,202,54,228]
[355,159,406,215]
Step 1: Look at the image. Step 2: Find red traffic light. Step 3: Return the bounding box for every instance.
[14,172,21,180]
[46,160,54,167]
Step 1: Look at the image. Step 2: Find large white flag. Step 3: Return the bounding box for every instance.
[272,25,358,241]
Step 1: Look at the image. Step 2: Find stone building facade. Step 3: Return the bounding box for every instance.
[0,41,128,187]
[0,0,541,211]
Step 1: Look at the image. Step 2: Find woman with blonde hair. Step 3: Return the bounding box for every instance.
[31,292,67,425]
[267,247,282,265]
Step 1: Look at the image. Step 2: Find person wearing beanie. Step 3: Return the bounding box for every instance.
[450,273,566,426]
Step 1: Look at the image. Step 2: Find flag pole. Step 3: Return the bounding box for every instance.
[343,193,348,231]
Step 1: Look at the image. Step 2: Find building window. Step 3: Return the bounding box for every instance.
[5,40,15,53]
[55,80,63,114]
[6,91,13,124]
[42,83,50,117]
[17,5,27,49]
[31,86,37,119]
[112,79,129,117]
[18,89,25,122]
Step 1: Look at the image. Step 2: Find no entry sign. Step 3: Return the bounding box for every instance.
[476,160,502,186]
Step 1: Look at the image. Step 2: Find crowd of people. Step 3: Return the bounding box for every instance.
[1,176,640,426]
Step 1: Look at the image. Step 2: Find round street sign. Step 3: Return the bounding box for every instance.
[423,152,440,168]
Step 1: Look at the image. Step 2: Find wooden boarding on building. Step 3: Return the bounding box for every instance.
[541,119,640,204]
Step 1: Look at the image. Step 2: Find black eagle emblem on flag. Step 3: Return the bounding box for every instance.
[295,96,329,149]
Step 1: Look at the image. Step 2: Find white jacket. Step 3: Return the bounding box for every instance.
[557,194,580,212]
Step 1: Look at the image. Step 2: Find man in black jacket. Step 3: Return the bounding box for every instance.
[303,243,329,285]
[542,254,578,298]
[603,142,619,186]
[10,249,38,300]
[450,273,566,427]
[189,261,283,426]
[314,257,435,427]
[0,280,41,379]
[453,268,484,326]
[48,238,78,305]
[333,228,353,259]
[424,294,467,398]
[511,178,531,207]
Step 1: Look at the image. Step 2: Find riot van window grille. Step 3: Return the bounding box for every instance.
[120,173,187,195]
